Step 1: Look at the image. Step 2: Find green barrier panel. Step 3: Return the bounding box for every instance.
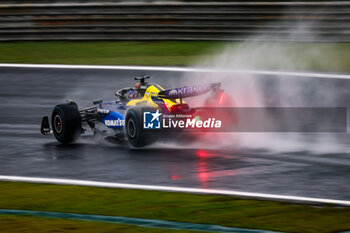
[0,209,281,233]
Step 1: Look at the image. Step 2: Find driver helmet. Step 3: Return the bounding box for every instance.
[127,90,139,99]
[126,82,142,99]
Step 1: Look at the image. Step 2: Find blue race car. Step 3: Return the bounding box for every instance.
[41,76,227,147]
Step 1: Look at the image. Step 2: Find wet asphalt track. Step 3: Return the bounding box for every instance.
[1,66,350,200]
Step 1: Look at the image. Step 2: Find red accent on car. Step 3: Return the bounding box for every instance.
[170,103,189,113]
[219,92,225,104]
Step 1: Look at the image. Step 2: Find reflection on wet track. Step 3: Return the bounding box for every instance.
[0,67,350,200]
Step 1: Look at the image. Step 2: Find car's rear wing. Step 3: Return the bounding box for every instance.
[157,83,221,99]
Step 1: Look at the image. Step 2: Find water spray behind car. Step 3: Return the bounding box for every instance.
[175,19,350,154]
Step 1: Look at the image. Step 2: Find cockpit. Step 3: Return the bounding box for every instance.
[115,76,150,102]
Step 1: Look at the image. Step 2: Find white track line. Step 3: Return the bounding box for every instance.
[1,2,349,7]
[1,63,350,80]
[1,175,350,206]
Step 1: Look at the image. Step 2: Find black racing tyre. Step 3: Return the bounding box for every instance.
[67,101,78,108]
[51,103,82,144]
[125,108,157,147]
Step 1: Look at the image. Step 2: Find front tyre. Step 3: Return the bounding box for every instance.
[51,103,82,144]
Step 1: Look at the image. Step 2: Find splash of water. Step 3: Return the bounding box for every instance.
[172,21,350,154]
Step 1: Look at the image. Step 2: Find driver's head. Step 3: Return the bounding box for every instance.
[127,90,138,99]
[134,82,141,89]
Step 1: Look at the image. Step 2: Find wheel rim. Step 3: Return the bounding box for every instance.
[127,118,136,138]
[54,114,63,134]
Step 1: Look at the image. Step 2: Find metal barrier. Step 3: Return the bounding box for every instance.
[0,1,349,41]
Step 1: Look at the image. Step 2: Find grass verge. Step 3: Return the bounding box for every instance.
[1,41,350,73]
[0,215,201,233]
[0,181,349,233]
[0,42,215,66]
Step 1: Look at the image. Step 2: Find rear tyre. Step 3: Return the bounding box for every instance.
[125,108,156,147]
[51,103,82,144]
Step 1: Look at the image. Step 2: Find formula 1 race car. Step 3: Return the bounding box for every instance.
[41,76,229,147]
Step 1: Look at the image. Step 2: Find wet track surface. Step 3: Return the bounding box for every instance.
[1,67,350,200]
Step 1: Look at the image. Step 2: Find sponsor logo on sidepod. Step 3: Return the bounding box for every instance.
[104,119,124,127]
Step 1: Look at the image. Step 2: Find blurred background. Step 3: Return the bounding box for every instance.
[0,0,349,42]
[1,0,350,71]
